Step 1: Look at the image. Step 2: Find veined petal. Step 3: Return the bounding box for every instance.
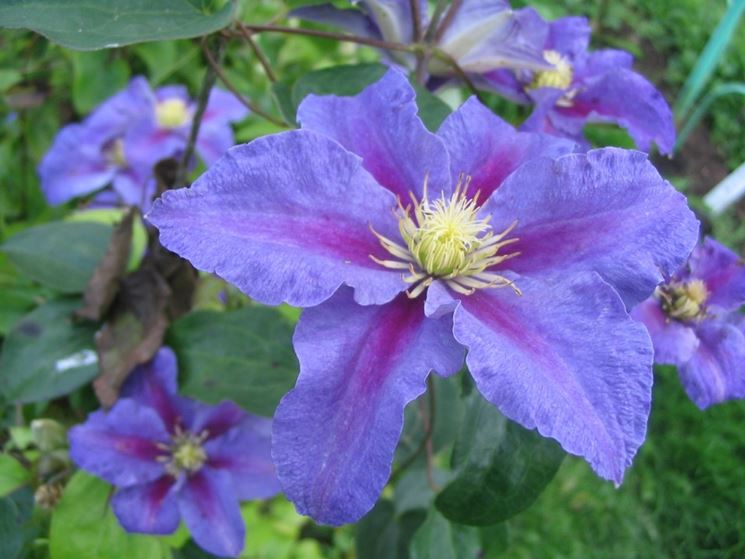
[484,148,699,307]
[557,68,676,155]
[546,15,590,59]
[578,49,634,79]
[111,476,180,535]
[438,97,575,200]
[68,400,169,487]
[291,3,382,39]
[631,297,700,366]
[273,288,464,525]
[179,467,245,557]
[689,237,745,311]
[187,400,245,441]
[441,1,549,74]
[360,0,422,43]
[148,129,407,307]
[679,320,745,409]
[120,347,181,432]
[205,416,280,500]
[297,69,452,201]
[438,273,653,484]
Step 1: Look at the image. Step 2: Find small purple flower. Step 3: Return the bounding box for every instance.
[148,70,698,525]
[292,0,549,77]
[39,77,248,210]
[68,347,279,557]
[482,8,675,155]
[632,238,745,409]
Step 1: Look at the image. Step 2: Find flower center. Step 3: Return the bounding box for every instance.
[529,50,574,91]
[104,138,127,167]
[371,175,521,298]
[158,425,208,476]
[657,279,709,321]
[156,98,190,129]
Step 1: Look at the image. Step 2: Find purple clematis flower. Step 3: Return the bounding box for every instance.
[39,77,248,210]
[292,0,549,78]
[68,347,280,557]
[148,69,698,525]
[632,238,745,409]
[482,8,675,155]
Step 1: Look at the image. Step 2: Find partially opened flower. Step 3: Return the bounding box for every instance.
[292,0,549,78]
[632,238,745,409]
[482,8,675,154]
[148,70,698,525]
[69,347,280,557]
[39,77,248,209]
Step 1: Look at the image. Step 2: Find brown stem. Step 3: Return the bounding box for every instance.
[432,48,483,101]
[424,0,449,42]
[201,40,288,128]
[410,0,423,41]
[434,0,463,43]
[238,23,416,54]
[237,24,277,83]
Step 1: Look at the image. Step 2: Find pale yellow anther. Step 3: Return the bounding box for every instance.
[106,138,127,167]
[160,426,209,477]
[156,98,190,129]
[529,50,574,91]
[370,174,521,298]
[658,279,709,321]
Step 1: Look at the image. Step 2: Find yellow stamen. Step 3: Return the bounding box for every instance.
[529,50,574,91]
[160,426,209,477]
[370,174,521,298]
[156,98,190,129]
[658,279,709,321]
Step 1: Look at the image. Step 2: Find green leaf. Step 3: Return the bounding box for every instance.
[291,63,388,110]
[409,508,480,559]
[49,471,167,559]
[0,299,98,403]
[411,83,451,132]
[167,306,299,417]
[0,69,22,92]
[0,496,24,559]
[2,221,113,294]
[0,455,30,497]
[0,0,236,51]
[434,391,564,526]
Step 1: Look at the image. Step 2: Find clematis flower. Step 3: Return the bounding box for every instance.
[148,70,698,525]
[39,77,248,209]
[482,8,675,155]
[68,347,280,557]
[292,0,549,78]
[632,238,745,409]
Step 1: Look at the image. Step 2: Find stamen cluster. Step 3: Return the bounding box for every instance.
[156,98,190,129]
[371,176,521,298]
[529,50,574,91]
[157,424,209,477]
[658,279,709,321]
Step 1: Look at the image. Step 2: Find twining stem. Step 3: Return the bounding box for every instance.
[433,0,462,43]
[410,0,423,42]
[237,24,277,83]
[201,40,288,128]
[176,36,224,188]
[424,0,450,41]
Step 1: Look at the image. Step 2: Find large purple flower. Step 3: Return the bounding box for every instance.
[632,238,745,409]
[148,70,698,525]
[292,0,549,77]
[39,77,248,209]
[482,8,675,155]
[68,347,280,557]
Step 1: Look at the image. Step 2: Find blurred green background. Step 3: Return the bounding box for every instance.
[1,0,744,557]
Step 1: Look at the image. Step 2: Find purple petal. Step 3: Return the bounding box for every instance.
[38,124,116,205]
[630,297,700,365]
[689,237,745,311]
[187,400,245,441]
[558,68,676,155]
[438,96,575,200]
[196,122,235,167]
[111,476,180,535]
[291,3,381,39]
[440,1,549,74]
[297,68,451,201]
[111,170,155,210]
[120,347,180,432]
[148,129,406,307]
[578,49,634,78]
[156,85,190,104]
[360,0,421,43]
[204,415,280,500]
[484,148,699,307]
[546,16,591,59]
[203,88,249,125]
[179,467,245,557]
[68,400,169,487]
[679,320,745,409]
[439,272,653,484]
[85,76,153,143]
[273,288,464,525]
